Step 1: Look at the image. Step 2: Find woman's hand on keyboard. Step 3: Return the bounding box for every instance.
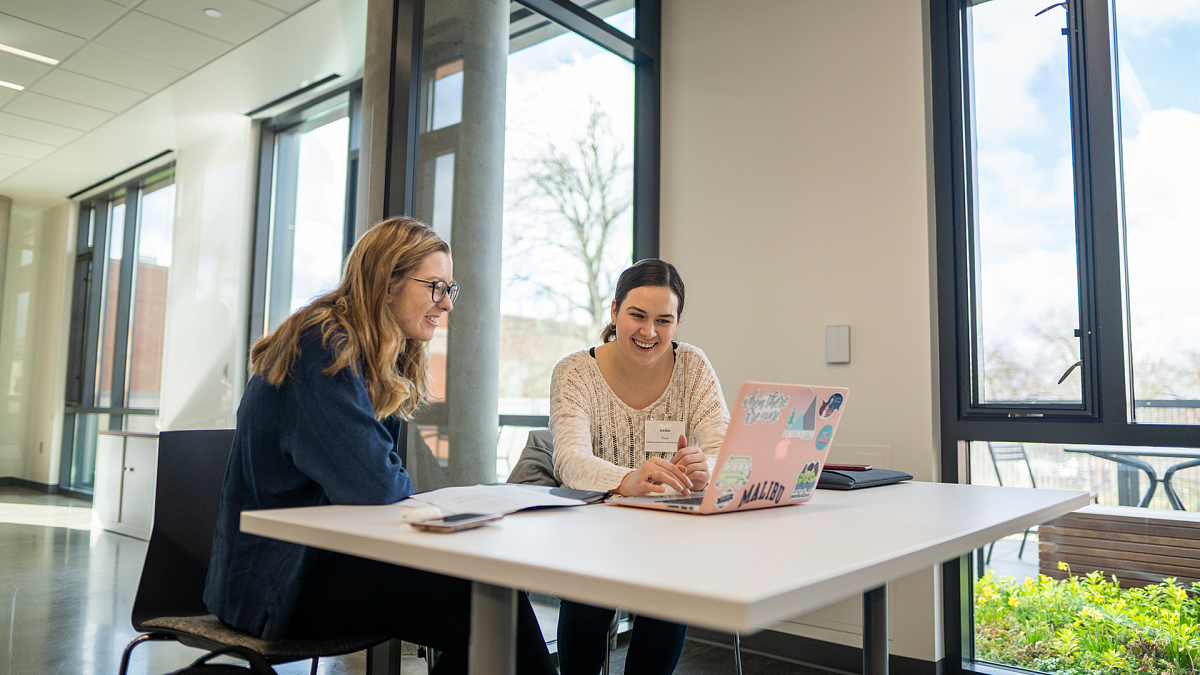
[670,435,711,492]
[615,457,693,497]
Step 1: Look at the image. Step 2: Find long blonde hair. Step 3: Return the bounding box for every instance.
[250,217,449,420]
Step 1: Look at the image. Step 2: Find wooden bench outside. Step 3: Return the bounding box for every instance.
[1038,504,1200,588]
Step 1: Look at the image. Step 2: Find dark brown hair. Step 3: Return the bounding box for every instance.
[600,259,686,342]
[250,217,449,420]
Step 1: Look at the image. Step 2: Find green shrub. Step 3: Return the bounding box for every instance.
[975,563,1200,674]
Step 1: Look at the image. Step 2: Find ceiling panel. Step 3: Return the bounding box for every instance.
[0,151,32,172]
[0,111,84,145]
[138,0,286,45]
[0,50,53,87]
[254,0,319,13]
[0,169,11,182]
[0,13,87,61]
[95,11,229,70]
[29,70,145,114]
[3,92,114,131]
[0,132,56,159]
[58,42,187,93]
[0,0,127,39]
[0,87,15,107]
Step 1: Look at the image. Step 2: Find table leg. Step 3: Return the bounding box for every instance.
[1097,453,1159,507]
[863,585,888,675]
[1163,458,1200,511]
[469,582,517,675]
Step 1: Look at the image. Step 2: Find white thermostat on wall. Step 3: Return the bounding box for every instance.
[825,325,850,364]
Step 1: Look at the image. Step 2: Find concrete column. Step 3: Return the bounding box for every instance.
[357,0,398,236]
[445,0,507,486]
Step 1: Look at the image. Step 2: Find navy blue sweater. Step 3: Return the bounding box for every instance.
[204,330,414,639]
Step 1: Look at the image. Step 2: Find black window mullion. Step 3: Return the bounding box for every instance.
[248,123,276,350]
[1064,0,1103,421]
[344,87,362,259]
[1076,0,1131,426]
[267,131,301,331]
[65,205,93,406]
[514,0,653,63]
[632,0,660,261]
[108,187,142,431]
[82,200,110,409]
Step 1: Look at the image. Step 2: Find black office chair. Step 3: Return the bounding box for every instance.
[986,442,1037,563]
[117,429,389,675]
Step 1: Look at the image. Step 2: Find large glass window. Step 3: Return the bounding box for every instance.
[935,0,1200,672]
[1118,2,1200,424]
[411,0,641,485]
[256,92,359,335]
[969,0,1083,404]
[63,166,175,492]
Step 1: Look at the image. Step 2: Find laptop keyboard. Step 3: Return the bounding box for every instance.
[660,496,704,506]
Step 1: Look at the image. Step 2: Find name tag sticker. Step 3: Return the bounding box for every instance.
[645,420,686,455]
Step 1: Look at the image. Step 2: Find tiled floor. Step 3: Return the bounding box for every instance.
[0,486,826,675]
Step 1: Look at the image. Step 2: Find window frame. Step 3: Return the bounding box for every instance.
[931,0,1200,671]
[247,82,364,349]
[380,0,661,437]
[60,164,176,491]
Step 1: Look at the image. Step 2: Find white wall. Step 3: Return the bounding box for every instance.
[0,201,74,485]
[157,122,256,431]
[660,0,941,663]
[0,0,368,478]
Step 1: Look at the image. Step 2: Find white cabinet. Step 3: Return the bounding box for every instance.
[92,431,158,540]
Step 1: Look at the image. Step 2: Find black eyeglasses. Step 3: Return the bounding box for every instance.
[409,278,459,303]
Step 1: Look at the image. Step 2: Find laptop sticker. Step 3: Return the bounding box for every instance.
[818,393,844,419]
[714,455,753,490]
[815,425,834,451]
[740,389,791,426]
[736,479,789,508]
[782,388,817,439]
[790,460,821,501]
[716,488,736,510]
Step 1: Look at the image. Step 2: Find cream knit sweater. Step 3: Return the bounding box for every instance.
[549,343,731,492]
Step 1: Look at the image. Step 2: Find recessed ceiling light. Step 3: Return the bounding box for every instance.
[0,79,24,91]
[203,8,223,18]
[0,43,58,65]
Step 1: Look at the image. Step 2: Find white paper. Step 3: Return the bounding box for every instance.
[398,484,585,516]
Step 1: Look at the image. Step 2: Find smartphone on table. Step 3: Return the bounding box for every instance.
[411,512,503,533]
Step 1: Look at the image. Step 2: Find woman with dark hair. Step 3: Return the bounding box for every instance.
[204,217,556,675]
[549,258,731,675]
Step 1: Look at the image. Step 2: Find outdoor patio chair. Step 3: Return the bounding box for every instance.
[986,442,1037,563]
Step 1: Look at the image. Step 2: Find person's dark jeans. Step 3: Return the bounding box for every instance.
[557,599,688,675]
[287,552,556,675]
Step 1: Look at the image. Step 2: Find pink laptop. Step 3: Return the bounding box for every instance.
[609,382,849,515]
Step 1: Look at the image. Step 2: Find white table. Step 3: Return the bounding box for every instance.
[241,482,1089,675]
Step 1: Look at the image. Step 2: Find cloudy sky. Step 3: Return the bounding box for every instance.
[971,0,1200,401]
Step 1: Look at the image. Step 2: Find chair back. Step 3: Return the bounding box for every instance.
[506,429,559,487]
[131,429,236,630]
[987,442,1037,489]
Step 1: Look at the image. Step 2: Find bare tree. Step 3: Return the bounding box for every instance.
[506,100,632,341]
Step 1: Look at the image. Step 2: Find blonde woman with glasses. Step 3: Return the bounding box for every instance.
[204,217,555,675]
